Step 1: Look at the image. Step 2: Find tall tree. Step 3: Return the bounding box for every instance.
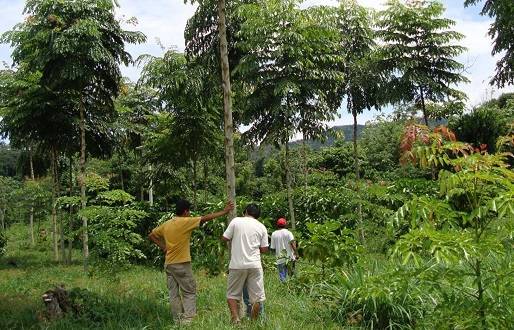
[237,0,343,229]
[465,0,514,87]
[378,0,469,126]
[335,0,383,241]
[3,0,145,270]
[185,0,238,219]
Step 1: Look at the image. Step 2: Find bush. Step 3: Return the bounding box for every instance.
[79,206,147,268]
[330,265,432,329]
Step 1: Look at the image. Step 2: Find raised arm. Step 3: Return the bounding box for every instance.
[148,232,166,253]
[201,201,234,224]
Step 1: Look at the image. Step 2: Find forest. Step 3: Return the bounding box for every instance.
[0,0,513,329]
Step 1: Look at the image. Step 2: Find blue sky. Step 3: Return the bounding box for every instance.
[1,0,512,127]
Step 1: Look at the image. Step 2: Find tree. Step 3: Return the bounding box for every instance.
[3,0,145,270]
[465,0,514,87]
[185,0,238,219]
[378,0,469,126]
[138,51,223,208]
[237,0,343,229]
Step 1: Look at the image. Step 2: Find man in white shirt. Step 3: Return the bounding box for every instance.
[270,218,298,282]
[222,204,269,323]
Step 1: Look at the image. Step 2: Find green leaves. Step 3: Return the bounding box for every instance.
[378,0,469,123]
[236,0,343,145]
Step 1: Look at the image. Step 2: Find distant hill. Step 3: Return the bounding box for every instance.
[289,124,365,149]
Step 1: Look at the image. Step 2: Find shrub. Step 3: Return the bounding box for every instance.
[331,265,432,329]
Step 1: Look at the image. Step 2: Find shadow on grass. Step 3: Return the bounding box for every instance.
[0,287,172,330]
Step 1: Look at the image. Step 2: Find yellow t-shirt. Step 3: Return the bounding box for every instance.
[151,216,202,265]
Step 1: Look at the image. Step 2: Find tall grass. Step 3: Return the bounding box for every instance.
[0,223,340,329]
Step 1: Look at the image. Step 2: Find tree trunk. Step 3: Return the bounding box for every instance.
[67,155,73,265]
[302,132,308,191]
[148,164,154,207]
[192,159,197,209]
[203,160,209,203]
[285,142,296,230]
[54,149,65,263]
[29,146,35,246]
[51,148,59,262]
[419,86,429,126]
[218,0,237,221]
[420,87,436,180]
[0,209,5,231]
[79,101,89,272]
[352,106,364,242]
[120,169,124,191]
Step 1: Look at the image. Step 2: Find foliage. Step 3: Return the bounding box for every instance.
[465,0,514,87]
[378,0,469,125]
[236,0,343,145]
[449,100,514,153]
[302,221,362,271]
[331,265,432,329]
[392,128,514,328]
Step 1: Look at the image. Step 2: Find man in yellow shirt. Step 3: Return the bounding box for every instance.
[149,199,233,323]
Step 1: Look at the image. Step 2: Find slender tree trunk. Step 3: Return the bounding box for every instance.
[285,142,296,230]
[0,209,5,231]
[67,155,73,265]
[420,87,436,180]
[51,148,59,262]
[352,105,364,242]
[419,86,429,126]
[29,146,35,246]
[218,0,237,221]
[203,160,209,203]
[120,169,124,191]
[302,132,308,191]
[148,164,154,207]
[54,149,65,263]
[192,159,197,209]
[79,101,89,272]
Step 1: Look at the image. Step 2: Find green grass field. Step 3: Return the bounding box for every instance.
[0,223,342,329]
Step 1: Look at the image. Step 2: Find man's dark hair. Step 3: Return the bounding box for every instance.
[175,199,191,216]
[244,203,261,219]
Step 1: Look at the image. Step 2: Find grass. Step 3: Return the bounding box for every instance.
[0,223,342,329]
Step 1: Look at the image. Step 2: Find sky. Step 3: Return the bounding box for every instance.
[1,0,513,127]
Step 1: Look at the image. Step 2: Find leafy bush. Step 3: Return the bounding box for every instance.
[331,265,433,329]
[80,205,147,267]
[302,221,362,272]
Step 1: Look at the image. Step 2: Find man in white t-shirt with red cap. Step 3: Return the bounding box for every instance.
[270,217,298,282]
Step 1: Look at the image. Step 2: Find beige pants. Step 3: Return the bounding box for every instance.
[227,268,266,304]
[165,262,196,321]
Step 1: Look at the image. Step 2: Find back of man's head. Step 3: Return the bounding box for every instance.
[244,203,261,219]
[176,199,191,216]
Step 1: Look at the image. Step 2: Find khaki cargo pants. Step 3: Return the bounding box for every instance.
[165,262,196,321]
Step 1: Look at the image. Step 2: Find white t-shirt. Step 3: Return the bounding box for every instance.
[270,229,295,264]
[223,216,269,269]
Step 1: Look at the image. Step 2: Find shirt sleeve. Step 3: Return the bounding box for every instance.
[270,233,275,249]
[289,231,295,242]
[223,221,234,240]
[185,217,202,232]
[151,223,165,238]
[260,226,269,247]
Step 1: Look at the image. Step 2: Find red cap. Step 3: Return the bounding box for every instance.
[277,218,287,227]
